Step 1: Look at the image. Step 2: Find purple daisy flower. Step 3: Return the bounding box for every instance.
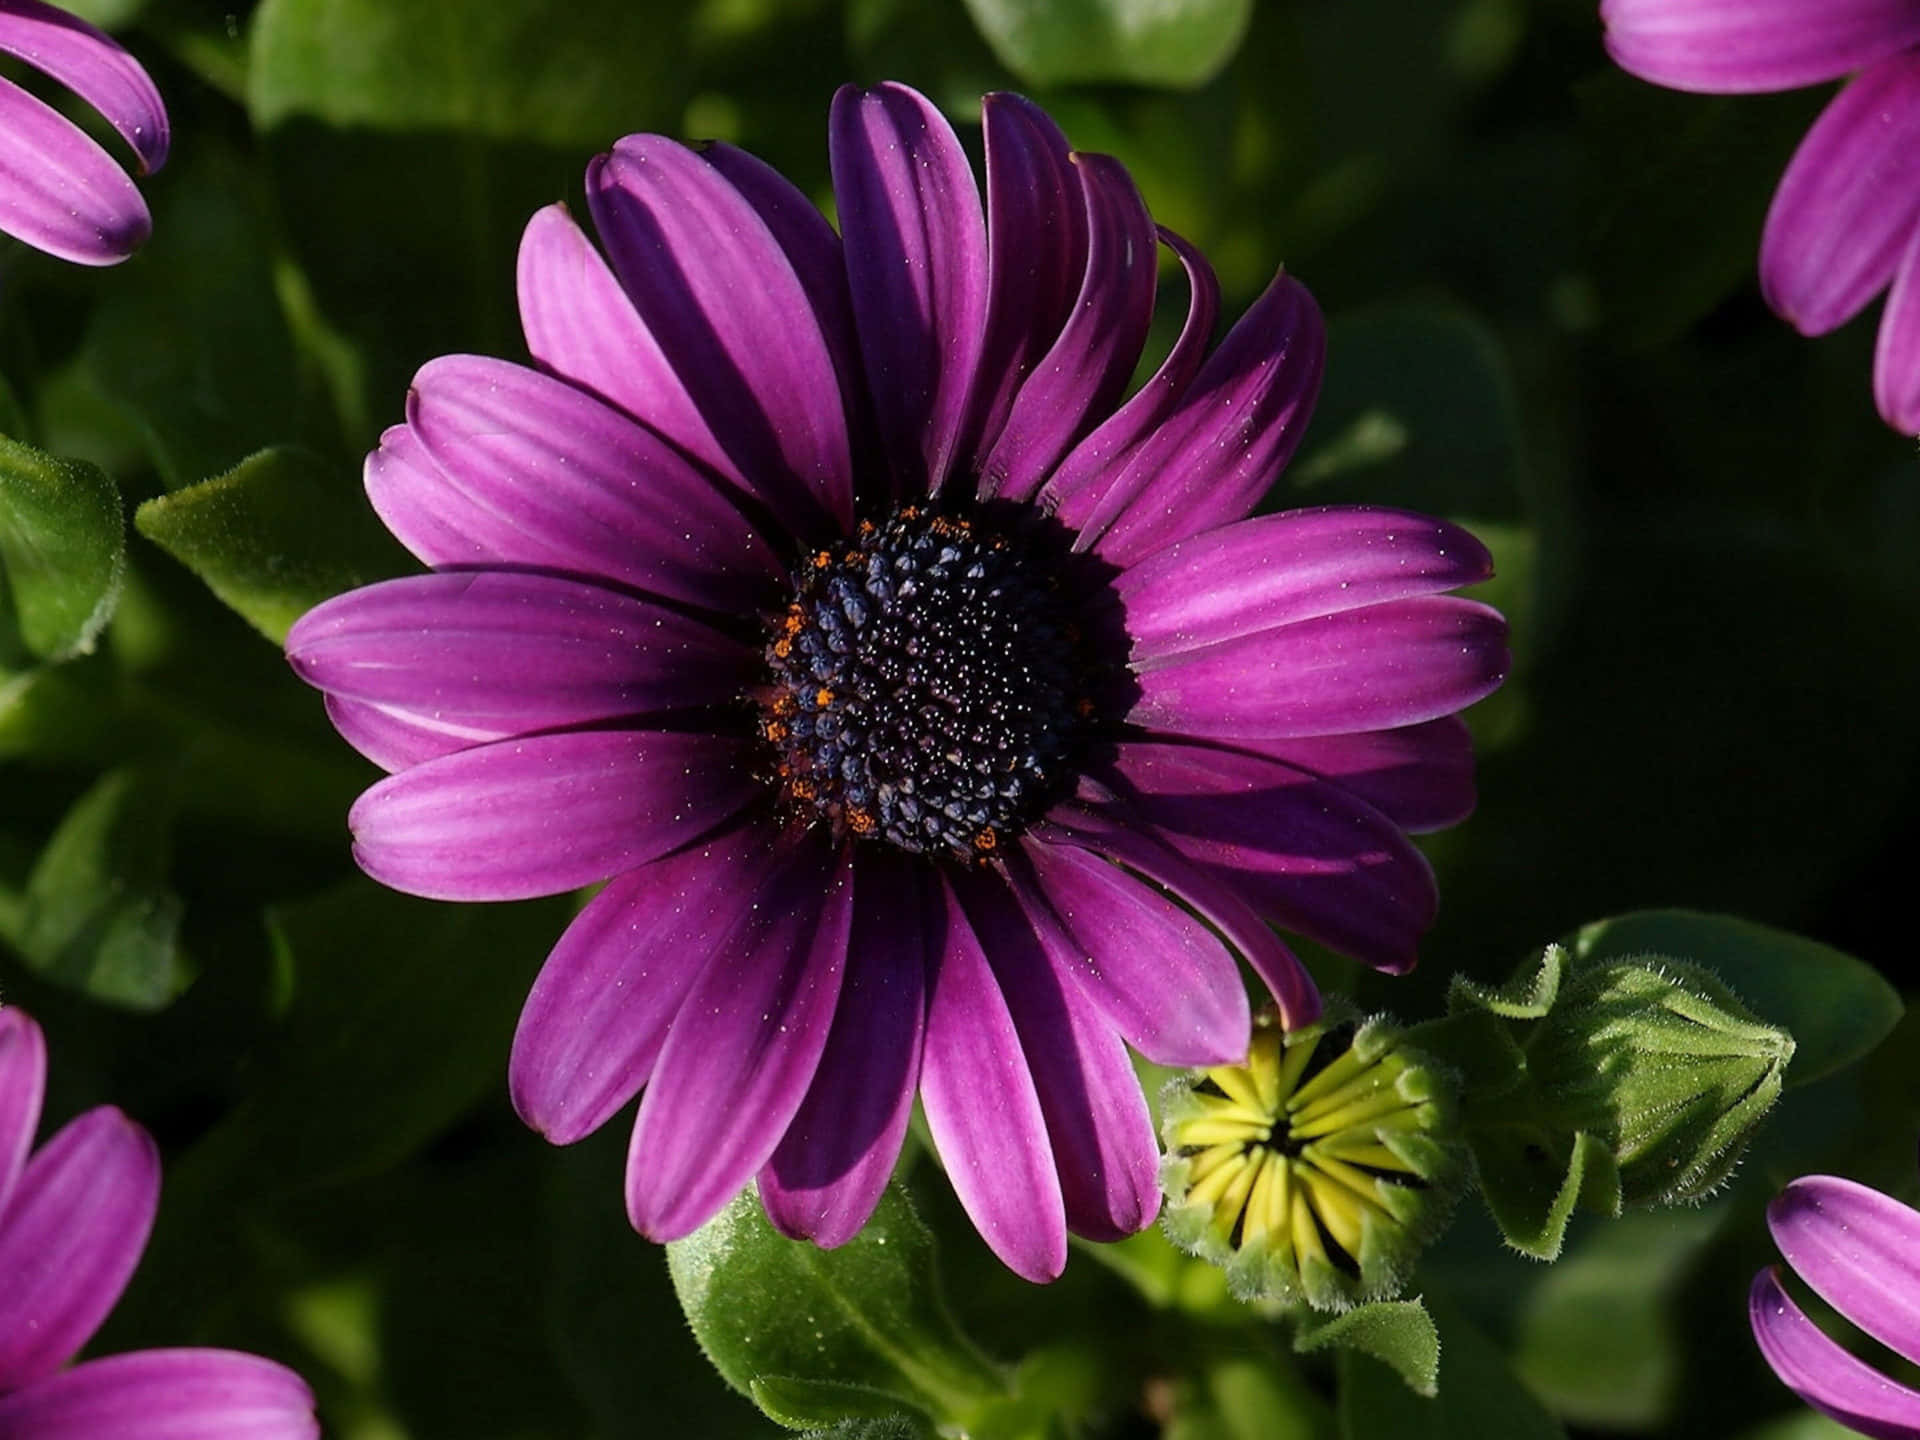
[1601,0,1920,433]
[1750,1152,1920,1438]
[0,0,167,265]
[285,82,1508,1281]
[0,1007,318,1438]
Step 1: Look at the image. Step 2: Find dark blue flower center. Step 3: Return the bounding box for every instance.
[759,504,1089,860]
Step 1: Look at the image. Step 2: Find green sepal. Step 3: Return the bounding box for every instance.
[1294,1299,1440,1398]
[0,435,125,662]
[1337,1300,1568,1437]
[1469,1127,1621,1262]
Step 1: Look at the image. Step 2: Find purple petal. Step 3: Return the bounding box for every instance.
[1750,1267,1920,1440]
[760,850,929,1248]
[979,153,1158,504]
[1004,841,1250,1067]
[952,867,1160,1243]
[918,874,1066,1282]
[1602,0,1920,93]
[1247,717,1478,834]
[830,82,989,496]
[348,730,759,902]
[0,1008,45,1215]
[1044,226,1221,518]
[1068,271,1324,568]
[0,1107,157,1390]
[1128,595,1510,741]
[288,572,752,746]
[0,0,167,173]
[1096,742,1436,975]
[1875,222,1920,434]
[321,695,471,773]
[394,356,783,612]
[1761,53,1920,337]
[625,839,853,1241]
[1034,799,1322,1031]
[587,137,855,535]
[1116,507,1494,661]
[511,822,777,1145]
[1770,1176,1920,1366]
[0,1348,318,1440]
[0,76,149,265]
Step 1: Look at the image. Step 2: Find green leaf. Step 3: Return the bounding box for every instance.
[0,435,125,661]
[667,1183,1007,1432]
[1567,909,1901,1088]
[751,1377,928,1431]
[0,768,189,1010]
[1295,1300,1440,1399]
[958,0,1251,88]
[1338,1299,1567,1439]
[136,446,411,645]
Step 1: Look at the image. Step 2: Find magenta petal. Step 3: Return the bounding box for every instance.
[761,850,930,1248]
[0,0,167,174]
[0,1009,45,1214]
[1770,1176,1920,1366]
[919,875,1067,1282]
[321,695,472,773]
[830,83,990,496]
[0,76,149,265]
[397,355,782,612]
[1248,717,1477,834]
[1603,0,1920,94]
[1129,595,1510,741]
[348,730,758,902]
[1006,841,1249,1067]
[1750,1268,1920,1440]
[0,1348,318,1440]
[625,840,854,1241]
[588,137,855,534]
[1073,271,1325,568]
[1761,53,1920,337]
[1875,222,1920,434]
[953,867,1160,1242]
[1117,507,1494,661]
[0,1107,157,1390]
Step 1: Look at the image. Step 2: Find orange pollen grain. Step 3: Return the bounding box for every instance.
[973,829,998,853]
[847,807,876,834]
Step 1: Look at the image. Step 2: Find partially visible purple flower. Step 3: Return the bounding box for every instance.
[0,1007,318,1439]
[1750,1154,1920,1438]
[1601,0,1920,434]
[0,0,167,265]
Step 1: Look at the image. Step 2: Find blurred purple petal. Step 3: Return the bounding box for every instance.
[1751,1267,1920,1440]
[1876,224,1920,434]
[1770,1176,1920,1366]
[0,0,167,173]
[1602,0,1920,93]
[0,1347,318,1440]
[0,76,149,265]
[1247,717,1478,834]
[0,1008,45,1214]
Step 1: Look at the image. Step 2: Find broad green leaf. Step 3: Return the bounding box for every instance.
[0,768,189,1009]
[136,446,411,644]
[1338,1300,1567,1439]
[668,1183,1007,1431]
[753,1377,929,1431]
[1567,910,1900,1088]
[959,0,1251,89]
[0,435,125,661]
[1295,1301,1439,1399]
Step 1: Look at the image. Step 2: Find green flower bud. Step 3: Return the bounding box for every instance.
[1159,1011,1465,1312]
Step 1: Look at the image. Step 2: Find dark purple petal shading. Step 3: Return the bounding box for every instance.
[1770,1176,1920,1366]
[0,1008,44,1214]
[321,696,473,773]
[1095,742,1436,975]
[349,730,758,902]
[1247,717,1477,834]
[0,1107,157,1390]
[830,82,990,496]
[1035,802,1321,1028]
[396,355,783,612]
[761,850,930,1248]
[510,822,776,1144]
[979,153,1158,503]
[1128,595,1510,741]
[1116,507,1494,661]
[588,136,855,534]
[1603,0,1920,94]
[1005,841,1249,1066]
[0,77,149,265]
[919,875,1066,1282]
[0,1348,319,1440]
[953,868,1159,1242]
[626,840,854,1241]
[1876,224,1920,434]
[1044,227,1221,515]
[1067,271,1324,568]
[1761,53,1920,336]
[1750,1267,1920,1440]
[0,0,168,173]
[288,572,752,742]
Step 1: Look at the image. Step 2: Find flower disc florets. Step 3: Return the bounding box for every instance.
[759,504,1091,861]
